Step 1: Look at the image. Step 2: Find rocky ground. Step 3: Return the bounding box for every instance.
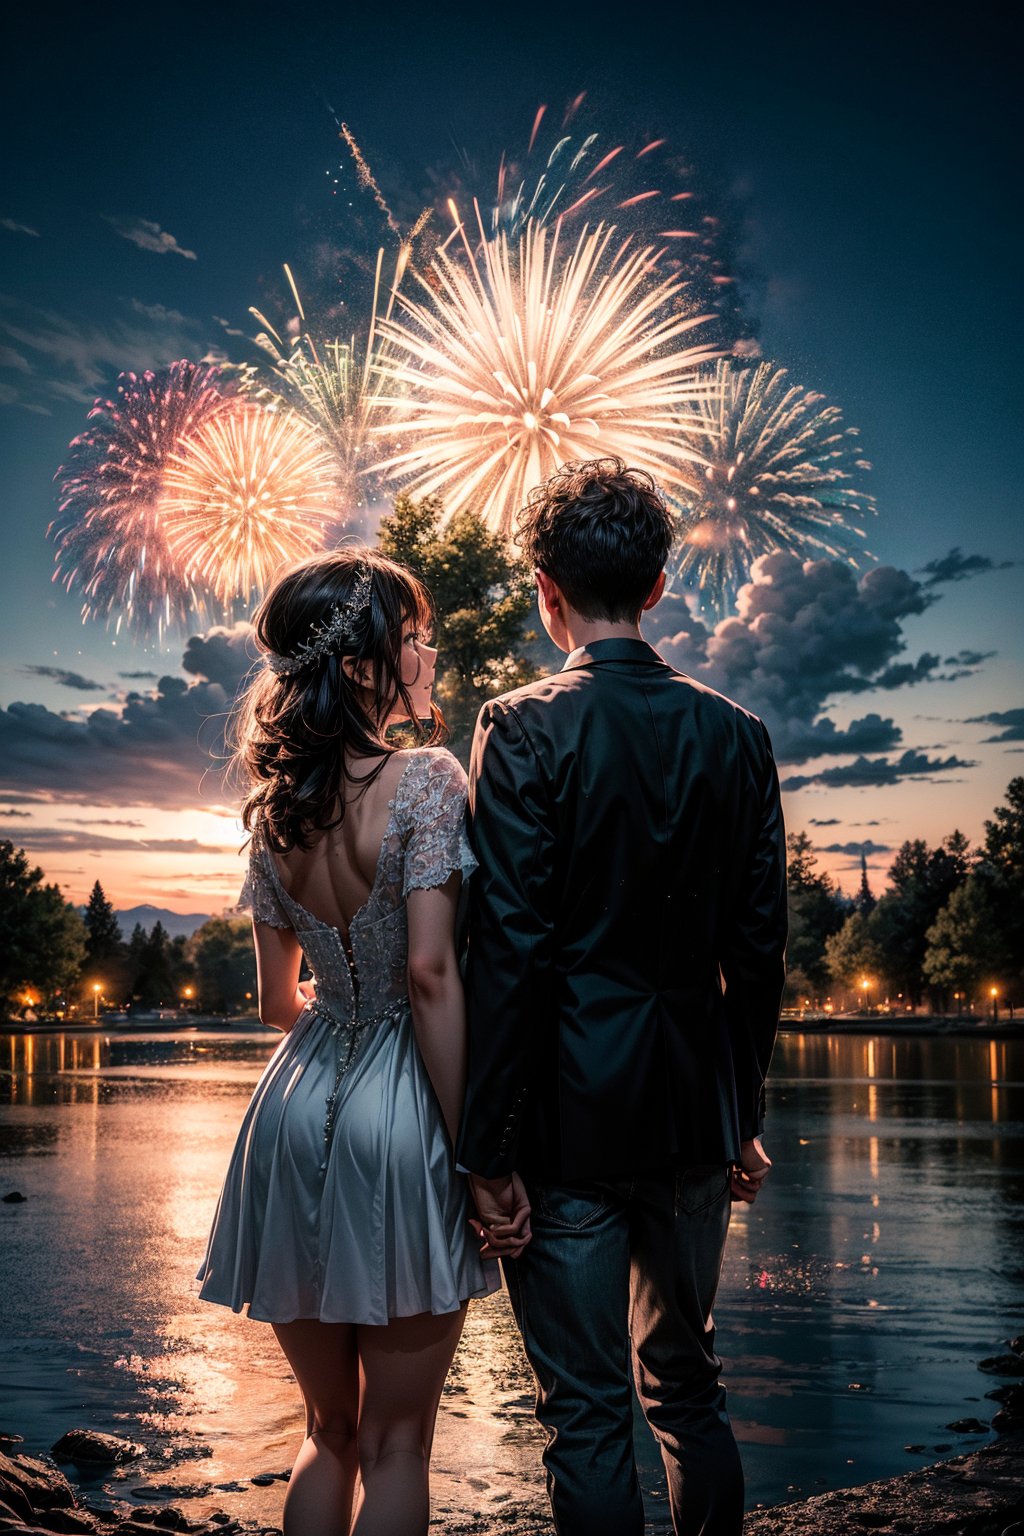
[2,1382,1022,1536]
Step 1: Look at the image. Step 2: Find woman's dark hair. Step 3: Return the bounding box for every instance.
[515,457,674,622]
[232,546,444,852]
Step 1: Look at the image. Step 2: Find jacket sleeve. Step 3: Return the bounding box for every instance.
[456,700,556,1178]
[721,719,788,1141]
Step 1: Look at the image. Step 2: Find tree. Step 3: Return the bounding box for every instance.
[188,917,258,1014]
[784,832,849,998]
[82,879,130,1003]
[856,853,876,916]
[133,921,177,1008]
[0,841,87,1013]
[377,494,541,755]
[923,879,998,1009]
[979,777,1024,999]
[825,911,886,998]
[870,833,974,1006]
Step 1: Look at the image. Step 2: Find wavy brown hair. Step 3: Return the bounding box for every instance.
[232,547,445,852]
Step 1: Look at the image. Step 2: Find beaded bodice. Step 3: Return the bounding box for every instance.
[238,748,477,1023]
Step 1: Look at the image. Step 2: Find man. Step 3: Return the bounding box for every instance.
[457,458,787,1536]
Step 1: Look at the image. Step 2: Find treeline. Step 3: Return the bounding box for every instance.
[786,777,1023,1012]
[1,842,256,1017]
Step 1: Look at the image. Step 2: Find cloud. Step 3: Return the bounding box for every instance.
[58,816,146,828]
[0,292,212,407]
[0,808,32,818]
[214,314,246,338]
[118,670,159,681]
[966,707,1024,743]
[0,345,31,372]
[24,665,106,692]
[781,750,976,791]
[15,829,236,855]
[918,547,1016,587]
[945,650,996,668]
[1,219,39,237]
[820,839,893,856]
[809,818,841,826]
[129,298,189,325]
[181,624,257,691]
[650,553,939,764]
[0,661,238,811]
[105,216,197,261]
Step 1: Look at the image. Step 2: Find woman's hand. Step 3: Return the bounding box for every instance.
[468,1171,532,1259]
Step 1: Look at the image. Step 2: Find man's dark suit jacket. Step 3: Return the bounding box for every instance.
[456,636,788,1183]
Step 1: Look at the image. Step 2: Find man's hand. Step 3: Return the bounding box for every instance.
[730,1135,772,1204]
[467,1171,532,1259]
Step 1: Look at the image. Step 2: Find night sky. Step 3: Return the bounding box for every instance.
[1,1,1019,915]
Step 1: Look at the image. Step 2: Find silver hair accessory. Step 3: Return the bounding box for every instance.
[266,560,374,677]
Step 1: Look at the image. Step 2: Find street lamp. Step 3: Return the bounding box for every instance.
[181,985,194,1011]
[991,986,999,1023]
[92,982,101,1020]
[860,977,872,1014]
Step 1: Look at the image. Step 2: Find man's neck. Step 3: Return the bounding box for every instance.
[561,619,644,654]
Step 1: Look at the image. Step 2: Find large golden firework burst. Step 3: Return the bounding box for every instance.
[671,359,876,615]
[161,402,339,607]
[374,216,719,537]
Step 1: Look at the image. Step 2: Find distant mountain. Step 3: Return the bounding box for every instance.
[114,904,214,940]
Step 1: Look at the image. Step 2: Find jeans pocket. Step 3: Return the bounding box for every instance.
[677,1165,731,1215]
[533,1182,612,1230]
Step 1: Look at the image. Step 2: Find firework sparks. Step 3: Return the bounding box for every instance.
[248,253,403,512]
[671,359,876,614]
[51,362,234,639]
[375,214,719,537]
[161,402,339,606]
[338,122,401,236]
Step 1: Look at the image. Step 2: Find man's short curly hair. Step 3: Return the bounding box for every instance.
[515,457,675,623]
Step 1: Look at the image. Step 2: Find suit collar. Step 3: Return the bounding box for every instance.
[561,637,671,672]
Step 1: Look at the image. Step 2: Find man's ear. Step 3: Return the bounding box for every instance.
[642,571,667,612]
[535,569,562,611]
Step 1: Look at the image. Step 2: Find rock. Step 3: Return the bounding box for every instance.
[980,1353,1024,1376]
[0,1437,23,1453]
[903,1444,926,1453]
[127,1487,208,1503]
[946,1416,990,1432]
[0,1453,76,1511]
[1009,1336,1024,1356]
[126,1509,192,1532]
[51,1433,145,1469]
[743,1435,1024,1534]
[987,1383,1024,1406]
[1,1192,26,1204]
[113,1524,172,1536]
[993,1408,1024,1434]
[0,1478,35,1523]
[249,1476,275,1487]
[36,1510,104,1533]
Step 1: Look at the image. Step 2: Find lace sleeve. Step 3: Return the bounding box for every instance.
[237,829,292,928]
[400,750,478,898]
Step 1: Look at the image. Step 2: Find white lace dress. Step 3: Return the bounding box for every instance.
[196,747,500,1324]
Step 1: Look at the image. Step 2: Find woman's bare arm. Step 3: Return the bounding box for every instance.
[405,875,466,1144]
[252,921,309,1032]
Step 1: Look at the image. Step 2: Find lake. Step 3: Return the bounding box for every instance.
[1,1028,1022,1531]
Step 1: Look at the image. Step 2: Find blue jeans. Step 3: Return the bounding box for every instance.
[502,1167,742,1536]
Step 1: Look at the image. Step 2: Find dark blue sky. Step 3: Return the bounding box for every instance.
[1,0,1020,906]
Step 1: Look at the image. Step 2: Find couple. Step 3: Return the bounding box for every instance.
[196,457,788,1536]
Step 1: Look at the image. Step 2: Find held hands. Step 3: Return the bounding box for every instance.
[467,1171,532,1260]
[730,1135,772,1204]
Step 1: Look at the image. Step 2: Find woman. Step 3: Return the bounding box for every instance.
[196,547,531,1536]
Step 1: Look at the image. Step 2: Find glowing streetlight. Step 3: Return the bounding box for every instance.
[991,985,999,1023]
[92,982,102,1020]
[181,985,194,1011]
[860,977,872,1013]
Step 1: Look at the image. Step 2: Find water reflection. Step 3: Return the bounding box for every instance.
[0,1028,1021,1524]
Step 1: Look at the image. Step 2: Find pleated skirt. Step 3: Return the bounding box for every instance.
[196,1003,500,1324]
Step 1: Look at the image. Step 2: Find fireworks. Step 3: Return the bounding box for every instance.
[161,402,339,606]
[248,255,402,513]
[50,362,234,639]
[375,216,719,537]
[671,360,875,614]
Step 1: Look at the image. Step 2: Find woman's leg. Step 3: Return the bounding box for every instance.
[272,1319,360,1536]
[350,1305,467,1536]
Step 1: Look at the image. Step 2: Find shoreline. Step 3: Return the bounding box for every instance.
[1,1432,1021,1535]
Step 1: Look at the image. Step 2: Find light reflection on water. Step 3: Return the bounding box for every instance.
[1,1027,1021,1529]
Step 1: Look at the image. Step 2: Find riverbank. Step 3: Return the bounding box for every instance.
[1,1431,1021,1535]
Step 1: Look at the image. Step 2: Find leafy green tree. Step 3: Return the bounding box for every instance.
[869,832,973,1006]
[825,911,887,998]
[0,841,87,1013]
[856,853,876,916]
[82,879,130,1003]
[188,917,257,1014]
[133,920,177,1008]
[978,777,1024,999]
[377,494,541,755]
[784,831,850,998]
[923,878,999,1009]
